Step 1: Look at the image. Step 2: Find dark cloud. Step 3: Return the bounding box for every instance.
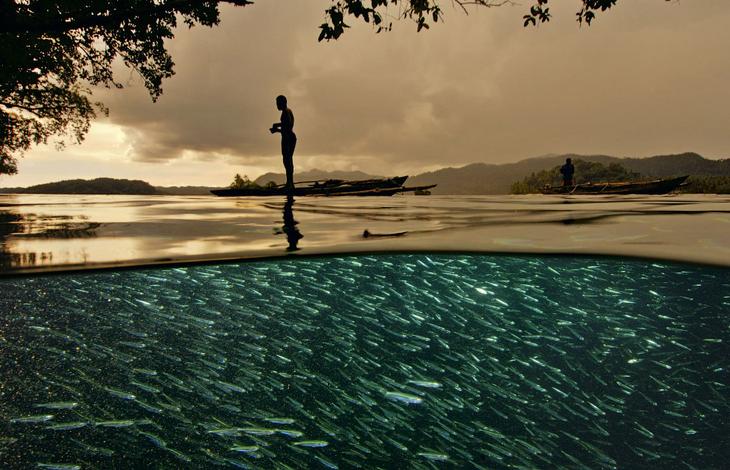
[95,0,730,175]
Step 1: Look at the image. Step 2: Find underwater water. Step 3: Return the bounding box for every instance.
[1,254,728,469]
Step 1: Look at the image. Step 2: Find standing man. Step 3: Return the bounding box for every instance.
[270,95,296,193]
[560,157,575,187]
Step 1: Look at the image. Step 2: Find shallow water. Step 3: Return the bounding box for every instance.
[1,254,728,469]
[1,193,730,275]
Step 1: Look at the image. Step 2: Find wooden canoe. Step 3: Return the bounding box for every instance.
[211,176,409,197]
[310,184,438,197]
[541,175,689,195]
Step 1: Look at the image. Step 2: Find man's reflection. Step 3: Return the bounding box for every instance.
[281,195,302,251]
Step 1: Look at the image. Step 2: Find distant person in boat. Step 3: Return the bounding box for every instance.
[560,158,575,187]
[269,95,296,193]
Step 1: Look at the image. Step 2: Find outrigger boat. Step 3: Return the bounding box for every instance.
[541,175,689,195]
[211,176,436,197]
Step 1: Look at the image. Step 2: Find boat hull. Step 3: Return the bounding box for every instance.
[211,176,409,197]
[541,175,689,195]
[319,184,437,197]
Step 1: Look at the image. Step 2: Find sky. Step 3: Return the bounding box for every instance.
[5,0,730,187]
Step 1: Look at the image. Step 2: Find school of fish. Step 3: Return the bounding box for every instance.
[0,254,728,468]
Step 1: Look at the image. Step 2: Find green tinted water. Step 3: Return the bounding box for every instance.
[1,254,727,468]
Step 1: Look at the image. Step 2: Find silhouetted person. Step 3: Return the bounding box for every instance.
[560,158,575,187]
[270,95,296,193]
[282,195,302,251]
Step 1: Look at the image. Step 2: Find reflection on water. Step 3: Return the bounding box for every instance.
[1,193,730,274]
[274,196,303,252]
[0,211,59,269]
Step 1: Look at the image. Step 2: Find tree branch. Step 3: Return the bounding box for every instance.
[453,0,514,15]
[1,0,253,35]
[0,101,45,118]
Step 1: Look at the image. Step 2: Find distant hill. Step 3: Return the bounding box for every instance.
[605,152,730,177]
[0,179,219,196]
[0,178,159,195]
[2,152,728,195]
[408,152,730,194]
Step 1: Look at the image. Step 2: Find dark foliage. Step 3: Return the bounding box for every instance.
[319,0,670,40]
[229,173,261,189]
[680,176,730,194]
[0,0,251,175]
[511,160,641,194]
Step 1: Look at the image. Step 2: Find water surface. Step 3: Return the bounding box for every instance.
[1,194,728,468]
[1,193,730,274]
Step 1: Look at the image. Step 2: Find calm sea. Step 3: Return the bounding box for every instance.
[1,194,728,468]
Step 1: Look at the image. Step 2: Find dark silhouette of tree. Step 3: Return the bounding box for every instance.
[1,0,671,176]
[0,0,252,175]
[229,173,260,189]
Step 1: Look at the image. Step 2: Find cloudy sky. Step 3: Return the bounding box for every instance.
[5,0,730,186]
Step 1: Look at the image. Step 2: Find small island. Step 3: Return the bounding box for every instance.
[0,178,159,195]
[0,178,221,196]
